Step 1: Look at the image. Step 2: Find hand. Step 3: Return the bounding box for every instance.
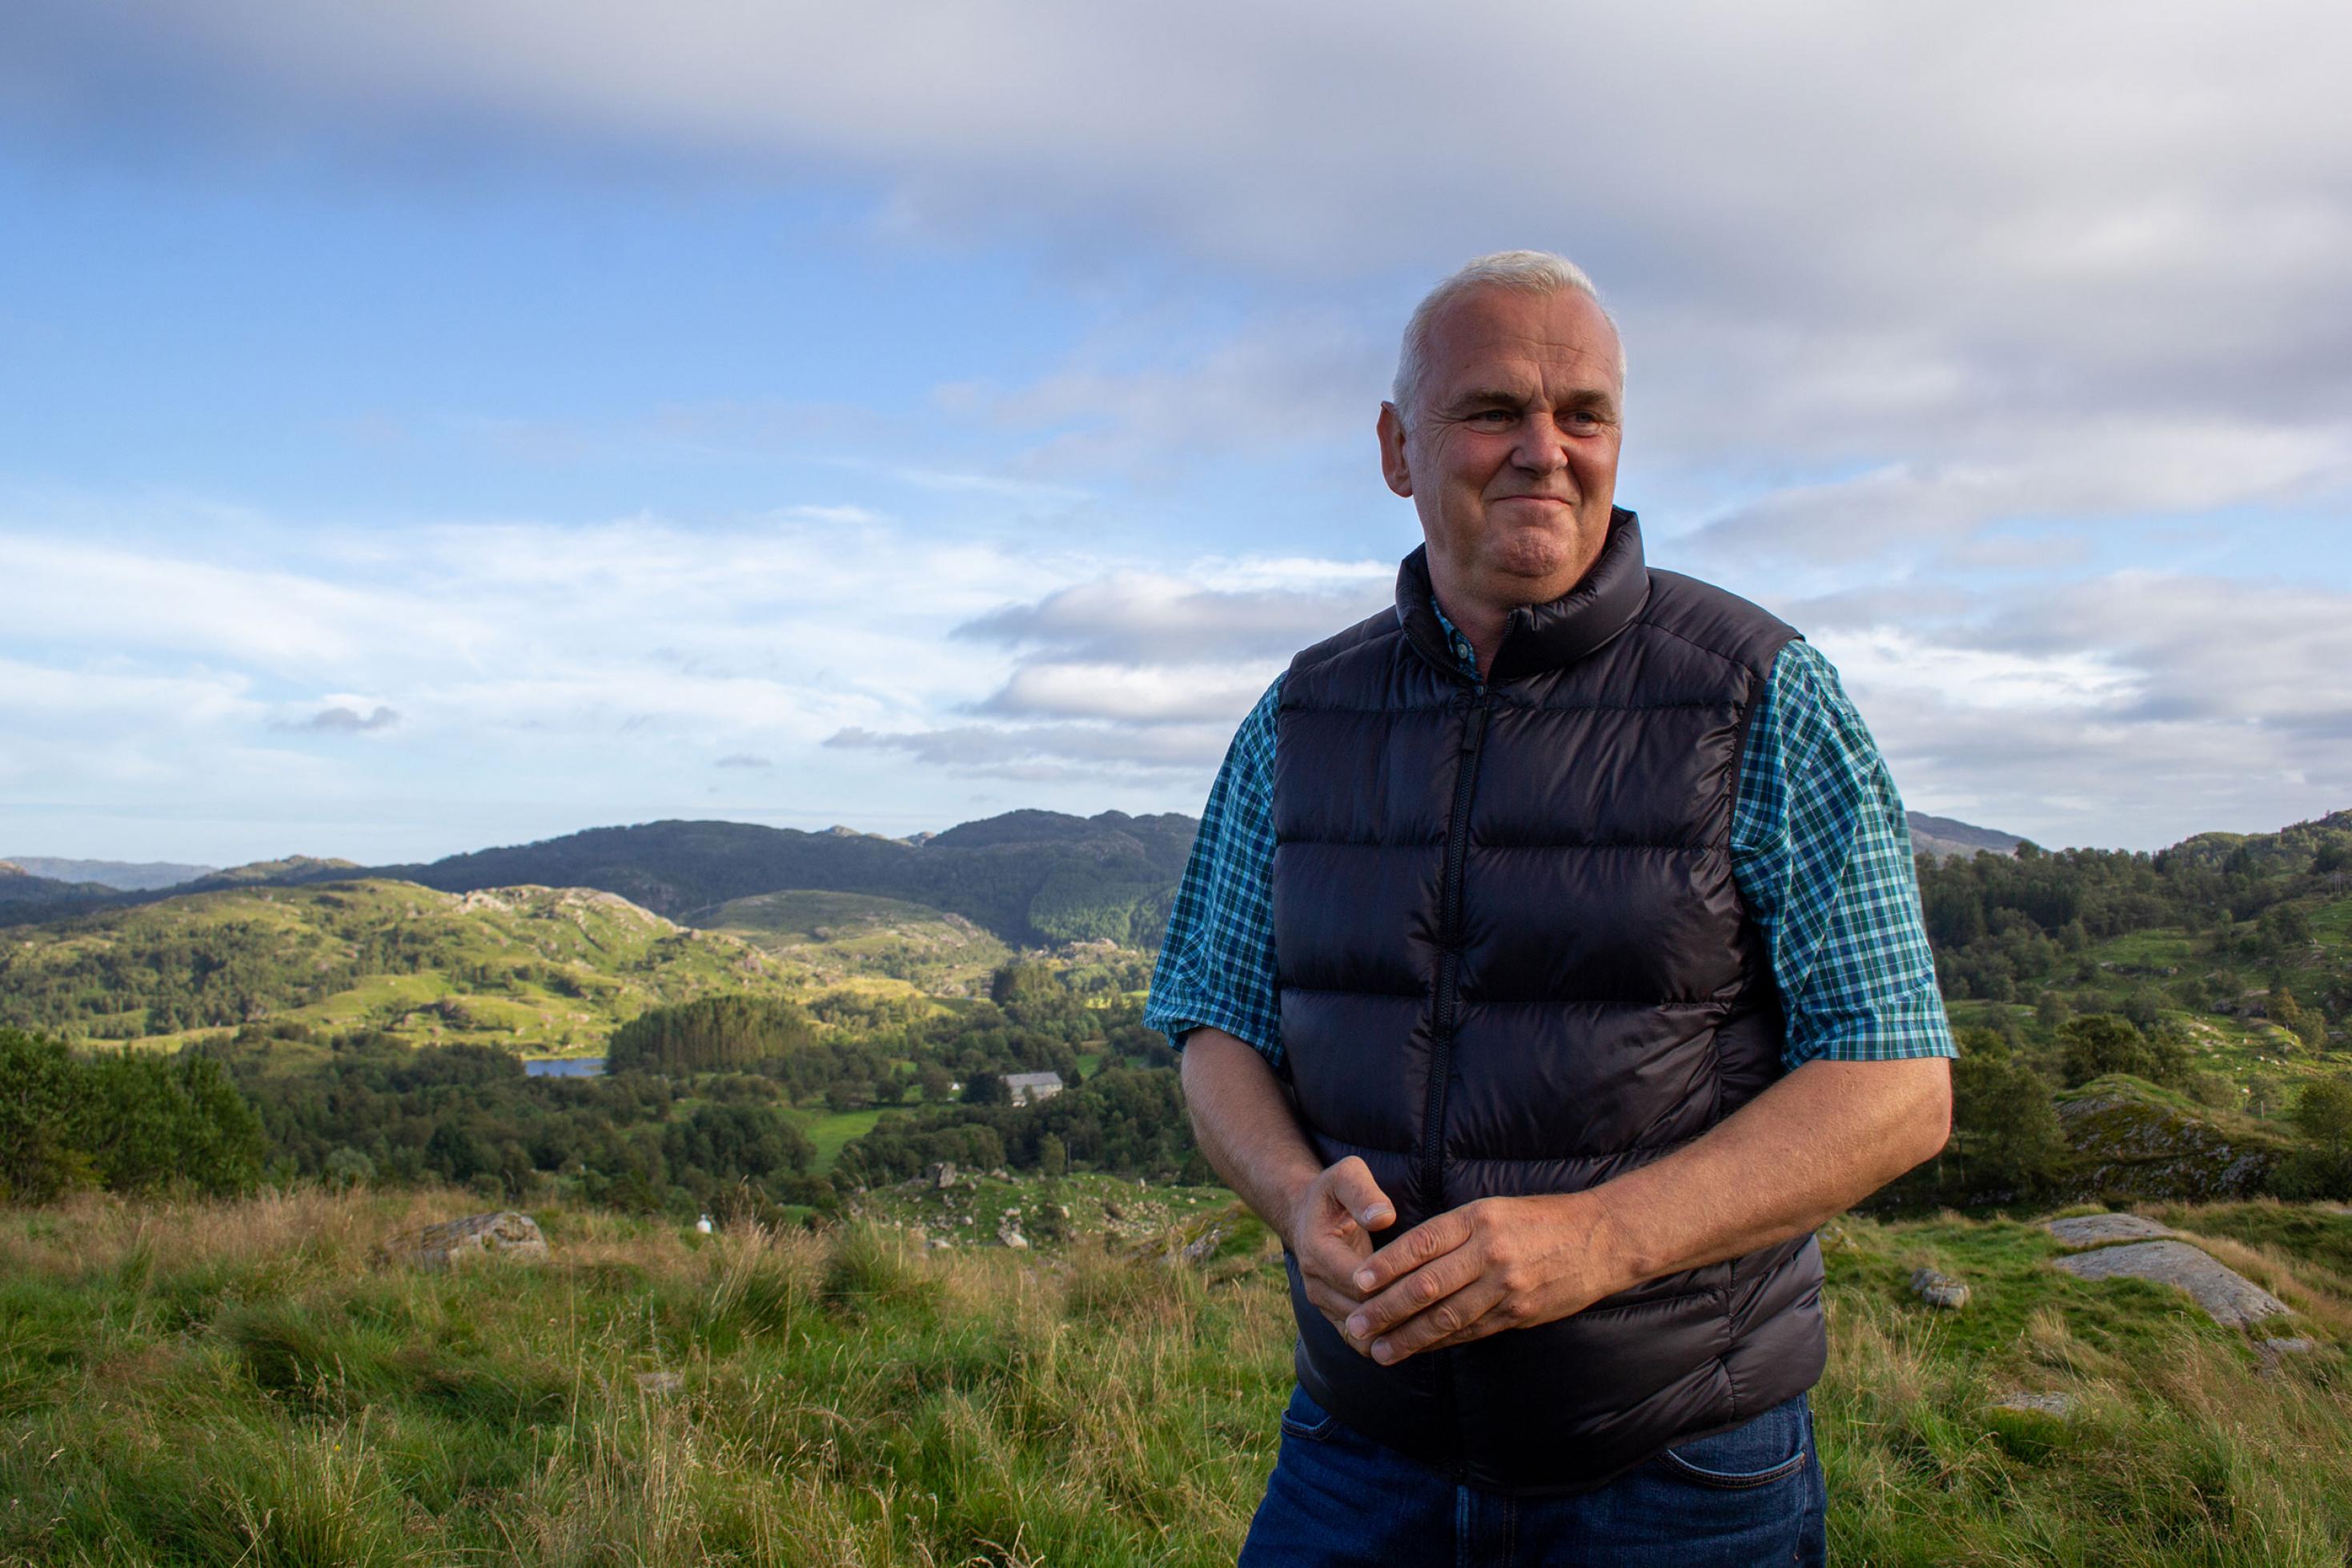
[1284,1156,1398,1347]
[1342,1193,1626,1365]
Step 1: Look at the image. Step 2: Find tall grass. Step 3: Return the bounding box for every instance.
[0,1189,2343,1564]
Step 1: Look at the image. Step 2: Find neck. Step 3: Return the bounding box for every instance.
[1425,547,1608,679]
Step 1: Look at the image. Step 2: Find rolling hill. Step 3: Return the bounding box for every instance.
[0,878,798,1055]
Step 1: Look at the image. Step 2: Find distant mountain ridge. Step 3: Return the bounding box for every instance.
[1908,812,2026,863]
[0,856,217,892]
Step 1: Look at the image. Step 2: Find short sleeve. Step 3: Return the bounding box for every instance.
[1143,675,1286,1069]
[1732,642,1957,1073]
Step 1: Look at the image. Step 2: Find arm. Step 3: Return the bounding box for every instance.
[1341,1054,1947,1362]
[1182,1027,1398,1341]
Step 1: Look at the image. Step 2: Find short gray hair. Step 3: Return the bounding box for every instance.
[1390,251,1626,421]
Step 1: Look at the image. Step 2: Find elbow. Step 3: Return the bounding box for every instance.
[1898,1059,1954,1174]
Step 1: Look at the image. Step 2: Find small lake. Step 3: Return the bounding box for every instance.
[524,1057,605,1078]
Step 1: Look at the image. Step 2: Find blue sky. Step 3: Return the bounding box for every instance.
[3,1,2349,867]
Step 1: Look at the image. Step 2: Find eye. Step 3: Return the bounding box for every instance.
[1467,407,1516,427]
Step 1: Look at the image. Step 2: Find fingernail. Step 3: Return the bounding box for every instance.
[1371,1340,1394,1364]
[1346,1313,1367,1337]
[1362,1207,1391,1225]
[1353,1269,1375,1290]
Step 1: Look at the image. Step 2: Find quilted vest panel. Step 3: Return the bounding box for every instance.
[1270,510,1826,1495]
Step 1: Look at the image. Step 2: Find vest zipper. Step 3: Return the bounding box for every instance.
[1419,692,1491,1213]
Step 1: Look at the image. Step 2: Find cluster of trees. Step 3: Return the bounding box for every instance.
[0,1027,265,1201]
[607,996,817,1073]
[833,1065,1202,1188]
[1917,832,2349,1040]
[215,1028,826,1216]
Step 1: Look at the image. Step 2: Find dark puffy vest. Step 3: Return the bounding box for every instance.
[1271,508,1825,1495]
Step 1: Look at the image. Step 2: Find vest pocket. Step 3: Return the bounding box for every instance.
[1656,1394,1811,1488]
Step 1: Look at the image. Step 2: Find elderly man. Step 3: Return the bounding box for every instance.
[1145,251,1954,1565]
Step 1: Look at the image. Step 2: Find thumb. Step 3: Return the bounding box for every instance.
[1322,1157,1396,1232]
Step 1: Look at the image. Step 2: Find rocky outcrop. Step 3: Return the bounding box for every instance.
[380,1211,548,1270]
[2049,1238,2288,1328]
[2044,1213,2176,1248]
[2054,1077,2280,1201]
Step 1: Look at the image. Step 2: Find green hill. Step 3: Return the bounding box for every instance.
[0,879,800,1055]
[704,889,1012,996]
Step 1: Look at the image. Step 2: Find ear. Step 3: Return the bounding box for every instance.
[1377,403,1413,498]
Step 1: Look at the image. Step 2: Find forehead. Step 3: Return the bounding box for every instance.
[1419,286,1622,403]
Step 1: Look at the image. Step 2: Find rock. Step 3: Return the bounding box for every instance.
[2258,1336,2316,1362]
[925,1237,953,1250]
[1102,1200,1126,1221]
[997,1226,1029,1250]
[925,1161,957,1191]
[1993,1391,2077,1418]
[634,1371,684,1396]
[380,1211,548,1271]
[2049,1239,2289,1327]
[1182,1221,1232,1265]
[2044,1213,2176,1249]
[1909,1266,1970,1309]
[2052,1085,2278,1201]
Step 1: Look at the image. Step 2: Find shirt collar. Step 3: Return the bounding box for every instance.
[1394,507,1652,685]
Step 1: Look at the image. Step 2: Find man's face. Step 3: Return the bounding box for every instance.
[1378,285,1624,611]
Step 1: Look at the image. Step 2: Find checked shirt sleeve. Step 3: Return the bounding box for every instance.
[1732,642,1957,1073]
[1144,675,1287,1070]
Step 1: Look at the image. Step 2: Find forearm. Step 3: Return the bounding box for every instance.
[1178,1028,1323,1248]
[1591,1056,1951,1289]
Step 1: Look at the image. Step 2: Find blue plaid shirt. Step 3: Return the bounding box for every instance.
[1145,617,1954,1075]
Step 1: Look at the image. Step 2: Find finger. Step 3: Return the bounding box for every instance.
[1351,1209,1474,1294]
[1387,1295,1519,1360]
[1368,1277,1511,1365]
[1299,1282,1379,1351]
[1343,1245,1480,1341]
[1320,1157,1396,1233]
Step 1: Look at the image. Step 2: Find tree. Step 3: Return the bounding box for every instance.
[2057,1014,2185,1089]
[0,1029,92,1202]
[1946,1029,2066,1198]
[2295,1077,2352,1157]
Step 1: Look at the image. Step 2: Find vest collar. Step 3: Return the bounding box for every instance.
[1395,507,1652,684]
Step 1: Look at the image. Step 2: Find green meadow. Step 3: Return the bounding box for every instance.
[0,1185,2347,1566]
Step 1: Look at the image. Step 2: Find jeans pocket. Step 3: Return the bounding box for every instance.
[1278,1384,1340,1443]
[1656,1395,1812,1490]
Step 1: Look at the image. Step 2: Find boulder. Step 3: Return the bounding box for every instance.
[2049,1239,2288,1327]
[2044,1213,2176,1249]
[1909,1266,1969,1310]
[380,1211,548,1271]
[634,1371,684,1396]
[1993,1391,2077,1418]
[997,1225,1029,1250]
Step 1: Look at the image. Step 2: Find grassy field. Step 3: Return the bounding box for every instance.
[0,1185,2348,1566]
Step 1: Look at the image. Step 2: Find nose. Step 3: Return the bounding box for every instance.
[1508,410,1570,475]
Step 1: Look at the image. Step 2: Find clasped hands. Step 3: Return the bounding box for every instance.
[1286,1155,1625,1365]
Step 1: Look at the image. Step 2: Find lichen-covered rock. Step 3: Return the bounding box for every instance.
[2049,1238,2287,1327]
[2044,1213,2177,1249]
[2053,1079,2279,1201]
[1909,1266,1970,1309]
[1993,1391,2077,1418]
[380,1211,548,1271]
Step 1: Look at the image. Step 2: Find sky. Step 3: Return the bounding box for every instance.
[2,1,2349,867]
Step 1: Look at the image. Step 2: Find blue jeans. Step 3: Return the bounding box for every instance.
[1238,1385,1826,1567]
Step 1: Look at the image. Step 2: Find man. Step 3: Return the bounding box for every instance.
[1145,251,1954,1566]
